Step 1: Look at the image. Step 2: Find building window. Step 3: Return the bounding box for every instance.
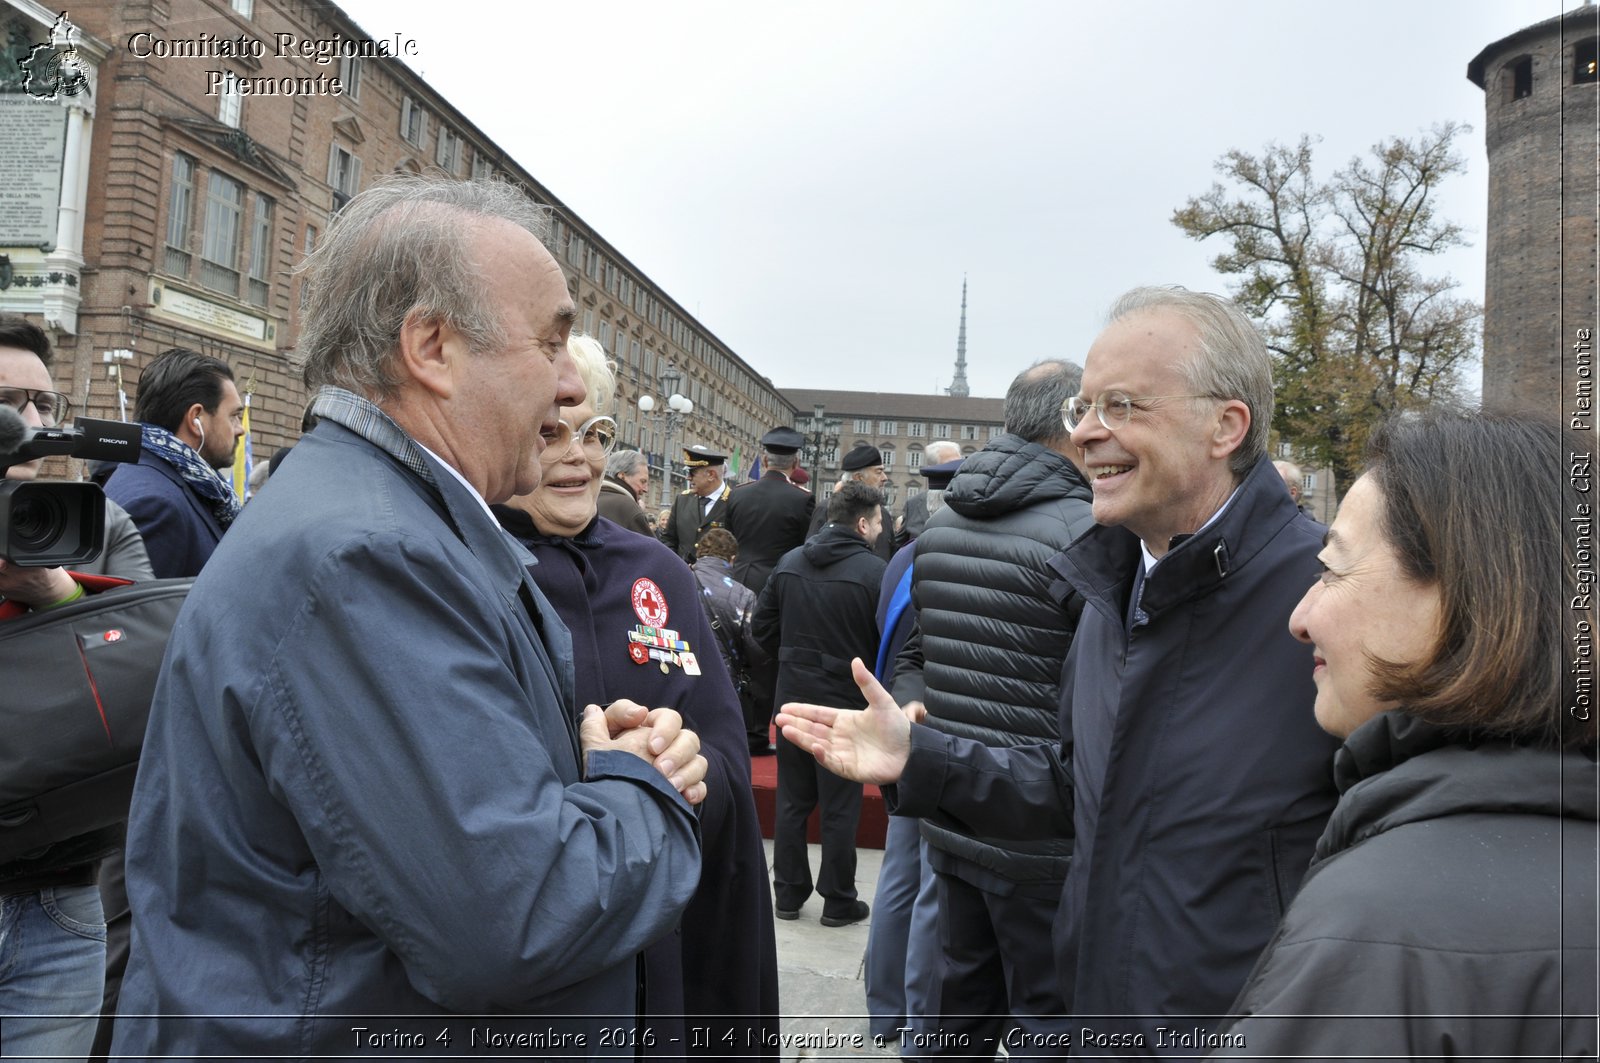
[339,56,362,100]
[933,423,950,437]
[400,97,428,146]
[247,195,274,308]
[200,171,244,295]
[435,127,460,173]
[881,445,896,470]
[1302,473,1316,494]
[230,0,253,15]
[164,153,196,277]
[907,421,926,437]
[906,484,921,498]
[328,144,362,213]
[599,320,611,348]
[1509,56,1533,101]
[988,424,1003,438]
[962,424,978,440]
[582,308,595,335]
[470,148,491,180]
[878,419,897,435]
[854,418,872,433]
[908,450,922,470]
[1576,39,1599,85]
[218,79,242,127]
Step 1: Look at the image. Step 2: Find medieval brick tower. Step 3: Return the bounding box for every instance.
[1469,4,1599,413]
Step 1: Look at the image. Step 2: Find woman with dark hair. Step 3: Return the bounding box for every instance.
[1215,410,1597,1058]
[493,336,779,1059]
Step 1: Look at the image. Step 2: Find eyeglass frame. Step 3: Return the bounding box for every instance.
[539,413,619,464]
[0,386,73,428]
[1061,391,1219,433]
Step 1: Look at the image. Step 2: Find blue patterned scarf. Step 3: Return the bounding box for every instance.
[139,423,241,528]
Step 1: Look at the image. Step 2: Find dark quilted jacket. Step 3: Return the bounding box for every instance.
[895,434,1094,884]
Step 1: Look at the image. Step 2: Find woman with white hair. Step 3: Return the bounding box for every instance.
[493,335,779,1057]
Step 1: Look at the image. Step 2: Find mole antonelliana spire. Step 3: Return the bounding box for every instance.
[947,276,970,398]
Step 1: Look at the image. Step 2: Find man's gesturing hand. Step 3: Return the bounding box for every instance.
[774,657,912,785]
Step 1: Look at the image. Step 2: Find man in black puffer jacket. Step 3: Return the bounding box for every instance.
[890,360,1094,1059]
[754,482,888,927]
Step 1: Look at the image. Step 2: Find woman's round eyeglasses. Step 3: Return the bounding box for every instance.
[540,414,618,463]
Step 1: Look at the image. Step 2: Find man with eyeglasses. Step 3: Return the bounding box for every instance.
[0,313,153,1061]
[777,287,1338,1058]
[101,347,245,579]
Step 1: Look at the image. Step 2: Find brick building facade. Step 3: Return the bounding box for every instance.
[2,0,793,482]
[1469,6,1600,414]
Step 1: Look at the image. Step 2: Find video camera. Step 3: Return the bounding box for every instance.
[1,404,141,566]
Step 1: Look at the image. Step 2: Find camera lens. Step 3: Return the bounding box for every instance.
[9,487,68,553]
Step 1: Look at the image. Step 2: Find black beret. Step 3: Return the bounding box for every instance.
[841,444,883,472]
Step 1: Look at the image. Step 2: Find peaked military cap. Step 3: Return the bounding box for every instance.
[759,426,806,455]
[683,444,726,467]
[920,457,964,490]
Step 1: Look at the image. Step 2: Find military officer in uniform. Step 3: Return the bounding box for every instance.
[661,444,731,563]
[724,426,817,754]
[724,426,815,596]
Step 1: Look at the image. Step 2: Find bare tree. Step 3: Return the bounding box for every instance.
[1174,124,1479,493]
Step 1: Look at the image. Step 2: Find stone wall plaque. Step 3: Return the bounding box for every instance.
[0,96,66,247]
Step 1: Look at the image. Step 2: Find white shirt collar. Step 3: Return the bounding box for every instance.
[1140,482,1244,574]
[416,441,498,524]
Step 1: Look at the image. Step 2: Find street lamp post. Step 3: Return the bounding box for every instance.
[637,362,694,509]
[804,402,841,489]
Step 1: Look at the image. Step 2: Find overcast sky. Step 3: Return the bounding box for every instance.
[338,0,1568,399]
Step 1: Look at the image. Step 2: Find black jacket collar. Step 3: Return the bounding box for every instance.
[1051,455,1302,622]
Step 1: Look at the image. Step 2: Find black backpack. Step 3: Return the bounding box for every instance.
[0,578,193,864]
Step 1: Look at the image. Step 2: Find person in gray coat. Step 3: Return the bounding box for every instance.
[598,448,654,537]
[897,439,961,541]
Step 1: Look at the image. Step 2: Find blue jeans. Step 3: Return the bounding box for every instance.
[865,818,940,1041]
[0,885,108,1060]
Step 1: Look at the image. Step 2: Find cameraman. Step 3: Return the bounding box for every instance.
[0,313,152,1058]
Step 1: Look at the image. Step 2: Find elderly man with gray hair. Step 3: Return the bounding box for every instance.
[899,439,962,540]
[111,177,707,1056]
[599,448,654,536]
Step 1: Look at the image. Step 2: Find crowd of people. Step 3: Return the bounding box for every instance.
[0,172,1593,1062]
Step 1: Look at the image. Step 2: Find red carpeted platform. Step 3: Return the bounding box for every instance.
[749,727,887,850]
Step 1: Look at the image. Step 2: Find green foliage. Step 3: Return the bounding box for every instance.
[1173,125,1480,494]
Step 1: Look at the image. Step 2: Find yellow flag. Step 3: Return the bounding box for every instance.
[231,394,253,501]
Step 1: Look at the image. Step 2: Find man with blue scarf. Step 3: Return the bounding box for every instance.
[104,347,243,578]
